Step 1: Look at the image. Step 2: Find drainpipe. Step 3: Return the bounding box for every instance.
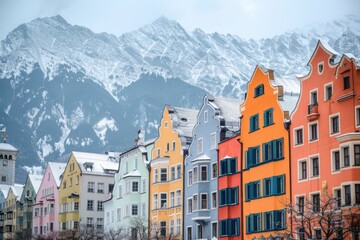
[146,153,151,239]
[237,115,244,240]
[284,120,293,238]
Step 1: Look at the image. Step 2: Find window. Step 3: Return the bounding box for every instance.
[200,166,207,181]
[116,208,121,221]
[160,221,166,237]
[204,110,208,123]
[344,185,351,206]
[325,84,332,100]
[246,146,260,167]
[250,114,259,132]
[166,142,170,152]
[160,168,167,182]
[118,184,122,198]
[170,220,174,234]
[172,141,176,151]
[297,196,305,214]
[87,200,94,211]
[210,132,216,149]
[220,187,239,205]
[355,184,360,204]
[312,194,320,213]
[153,194,158,209]
[197,138,203,153]
[311,90,318,104]
[87,217,94,228]
[246,214,262,233]
[344,76,350,89]
[263,138,283,161]
[333,151,340,171]
[160,193,167,209]
[97,183,104,193]
[157,148,160,157]
[154,169,158,183]
[264,108,273,126]
[309,122,318,141]
[315,229,322,240]
[330,115,340,134]
[197,225,203,239]
[311,156,319,177]
[220,157,237,175]
[343,147,350,167]
[201,194,208,209]
[318,63,324,73]
[264,211,273,231]
[176,219,181,234]
[170,166,175,181]
[109,184,114,193]
[142,179,146,193]
[262,175,285,197]
[188,198,193,213]
[176,164,181,179]
[170,192,175,207]
[188,171,193,186]
[212,192,217,208]
[193,195,198,211]
[335,189,341,208]
[176,190,181,206]
[295,128,303,145]
[356,107,360,126]
[254,84,264,97]
[88,182,95,192]
[187,227,192,240]
[193,167,198,183]
[97,201,103,211]
[212,163,217,178]
[132,204,138,215]
[132,181,139,192]
[355,145,360,166]
[212,222,218,238]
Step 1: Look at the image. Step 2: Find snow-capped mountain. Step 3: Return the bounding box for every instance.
[0,15,359,182]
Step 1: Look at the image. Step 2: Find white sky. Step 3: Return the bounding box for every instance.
[0,0,359,40]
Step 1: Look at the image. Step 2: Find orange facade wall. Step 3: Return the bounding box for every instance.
[218,135,242,240]
[291,42,360,219]
[240,66,291,239]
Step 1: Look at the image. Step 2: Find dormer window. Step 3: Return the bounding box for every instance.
[84,162,94,171]
[318,63,324,74]
[254,84,264,97]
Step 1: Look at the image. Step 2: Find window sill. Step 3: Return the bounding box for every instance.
[249,128,260,133]
[263,123,274,128]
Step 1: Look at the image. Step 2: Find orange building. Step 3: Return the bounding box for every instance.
[149,106,198,240]
[240,66,298,239]
[290,41,360,239]
[218,134,242,240]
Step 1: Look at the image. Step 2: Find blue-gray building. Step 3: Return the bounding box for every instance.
[183,95,242,240]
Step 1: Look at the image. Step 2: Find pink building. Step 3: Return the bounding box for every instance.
[32,162,66,238]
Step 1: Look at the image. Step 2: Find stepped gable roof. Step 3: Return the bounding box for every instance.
[168,106,198,138]
[28,174,43,193]
[0,143,18,152]
[211,96,243,125]
[72,151,118,175]
[48,162,66,187]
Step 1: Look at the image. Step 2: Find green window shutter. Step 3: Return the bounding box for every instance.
[271,176,278,195]
[246,215,251,233]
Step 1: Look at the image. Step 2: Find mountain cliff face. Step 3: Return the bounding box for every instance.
[0,15,359,182]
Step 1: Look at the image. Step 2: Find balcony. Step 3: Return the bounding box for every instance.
[307,103,319,121]
[191,209,210,223]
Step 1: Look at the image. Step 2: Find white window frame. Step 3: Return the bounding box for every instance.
[200,165,208,182]
[329,113,340,136]
[211,191,217,209]
[170,191,175,208]
[153,194,158,210]
[211,221,218,238]
[200,193,208,210]
[309,154,320,179]
[197,138,204,154]
[295,194,306,213]
[355,105,360,128]
[211,162,218,179]
[317,61,324,75]
[308,121,319,142]
[204,110,208,123]
[293,126,304,147]
[210,132,216,150]
[324,82,333,101]
[193,194,198,211]
[188,170,193,186]
[331,148,341,174]
[309,191,321,213]
[309,88,318,105]
[193,166,198,183]
[160,192,167,209]
[176,189,181,206]
[298,158,308,182]
[187,198,193,214]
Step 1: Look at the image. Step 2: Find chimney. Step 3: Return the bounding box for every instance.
[268,69,275,80]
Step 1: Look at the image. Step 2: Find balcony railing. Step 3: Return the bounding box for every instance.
[307,103,319,120]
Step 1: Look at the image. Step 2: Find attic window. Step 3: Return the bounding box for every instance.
[254,84,264,98]
[181,118,187,122]
[318,63,324,74]
[84,162,94,171]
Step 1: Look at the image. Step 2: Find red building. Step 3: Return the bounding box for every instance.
[218,134,242,240]
[290,41,360,239]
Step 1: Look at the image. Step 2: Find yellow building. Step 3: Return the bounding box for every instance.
[149,106,198,240]
[57,151,118,239]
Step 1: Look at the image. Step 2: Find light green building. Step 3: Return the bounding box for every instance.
[104,133,154,239]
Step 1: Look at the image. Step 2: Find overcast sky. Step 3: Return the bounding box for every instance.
[0,0,359,40]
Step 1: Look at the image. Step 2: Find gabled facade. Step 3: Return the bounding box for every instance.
[3,185,23,240]
[290,41,360,239]
[33,162,66,239]
[240,66,297,239]
[184,95,242,240]
[149,106,198,240]
[104,135,154,238]
[57,152,118,239]
[17,173,43,238]
[218,134,241,240]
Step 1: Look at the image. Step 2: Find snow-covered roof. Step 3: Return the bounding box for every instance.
[191,154,211,163]
[0,143,18,152]
[123,169,141,178]
[48,162,66,187]
[169,106,198,138]
[272,78,300,114]
[11,184,24,200]
[279,93,300,114]
[0,184,12,197]
[28,174,43,194]
[212,97,243,125]
[320,40,339,56]
[72,151,119,175]
[344,53,360,67]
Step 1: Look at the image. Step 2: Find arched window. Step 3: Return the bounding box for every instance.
[9,155,12,160]
[0,154,3,159]
[4,155,7,159]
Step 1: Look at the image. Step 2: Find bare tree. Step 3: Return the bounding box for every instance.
[103,227,126,240]
[283,192,360,240]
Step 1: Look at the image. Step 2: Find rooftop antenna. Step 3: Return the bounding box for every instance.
[0,124,6,143]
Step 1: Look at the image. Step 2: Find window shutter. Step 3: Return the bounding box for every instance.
[271,177,278,195]
[235,187,239,204]
[246,216,251,233]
